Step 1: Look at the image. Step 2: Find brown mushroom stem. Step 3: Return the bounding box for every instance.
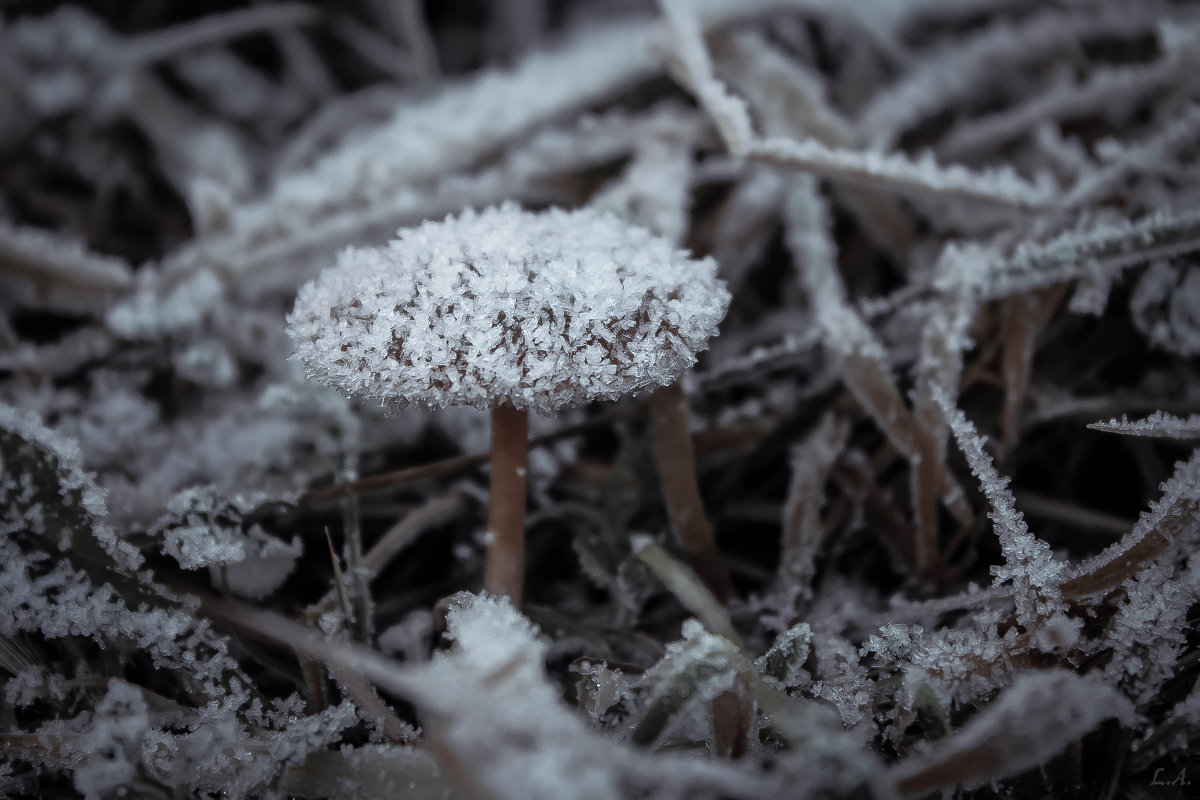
[649,381,735,602]
[483,404,529,602]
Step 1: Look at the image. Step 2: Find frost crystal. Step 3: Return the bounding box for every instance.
[287,203,729,414]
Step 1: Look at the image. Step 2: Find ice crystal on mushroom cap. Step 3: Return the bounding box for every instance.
[287,203,729,414]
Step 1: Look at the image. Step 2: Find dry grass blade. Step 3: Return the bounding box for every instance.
[633,536,741,647]
[1062,449,1200,599]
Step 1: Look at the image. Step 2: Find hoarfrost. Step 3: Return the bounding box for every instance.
[287,203,729,414]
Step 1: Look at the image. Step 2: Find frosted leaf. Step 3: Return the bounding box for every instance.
[634,619,744,746]
[756,621,813,689]
[0,402,141,572]
[287,203,729,414]
[156,486,302,596]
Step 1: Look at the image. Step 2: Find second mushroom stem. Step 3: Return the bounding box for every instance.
[484,403,529,603]
[650,382,735,603]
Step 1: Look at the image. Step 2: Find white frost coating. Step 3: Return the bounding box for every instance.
[70,680,151,800]
[0,402,141,573]
[406,593,622,800]
[1089,410,1200,440]
[287,203,729,414]
[233,21,658,242]
[163,523,244,570]
[0,219,133,305]
[660,0,1057,209]
[944,207,1200,300]
[937,392,1066,626]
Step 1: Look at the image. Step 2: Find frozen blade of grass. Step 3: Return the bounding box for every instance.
[392,0,441,87]
[120,4,320,66]
[323,527,350,622]
[714,29,913,266]
[633,536,742,647]
[744,137,1058,209]
[0,327,117,378]
[775,414,848,602]
[785,181,968,579]
[1059,529,1170,601]
[1061,449,1200,599]
[858,5,1161,149]
[1088,411,1200,440]
[713,29,852,147]
[0,221,133,313]
[938,46,1200,162]
[660,0,1056,209]
[328,663,415,744]
[890,670,1135,795]
[1064,102,1200,210]
[912,249,980,510]
[251,20,660,227]
[946,207,1200,300]
[339,466,372,643]
[632,540,874,773]
[589,122,697,245]
[937,391,1067,624]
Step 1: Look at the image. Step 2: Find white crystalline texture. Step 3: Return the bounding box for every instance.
[287,203,729,414]
[163,524,244,570]
[1089,410,1200,439]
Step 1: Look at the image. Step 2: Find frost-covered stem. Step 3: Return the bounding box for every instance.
[650,382,734,603]
[483,404,528,602]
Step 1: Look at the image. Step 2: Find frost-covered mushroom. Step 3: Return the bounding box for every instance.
[287,202,728,602]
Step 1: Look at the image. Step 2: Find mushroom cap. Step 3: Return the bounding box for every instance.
[286,203,729,414]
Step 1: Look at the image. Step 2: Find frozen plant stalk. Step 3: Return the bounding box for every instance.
[287,203,729,602]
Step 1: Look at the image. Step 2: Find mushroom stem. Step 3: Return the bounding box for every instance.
[649,381,735,602]
[483,404,529,602]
